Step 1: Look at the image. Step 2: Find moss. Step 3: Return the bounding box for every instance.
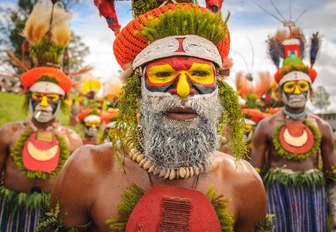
[107,184,145,232]
[206,186,234,232]
[132,0,195,17]
[139,4,228,45]
[218,80,247,160]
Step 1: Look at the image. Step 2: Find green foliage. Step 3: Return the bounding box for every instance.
[132,0,195,17]
[206,186,234,232]
[263,169,325,189]
[218,80,247,160]
[30,36,65,66]
[139,5,228,45]
[107,184,145,231]
[108,75,141,163]
[0,92,28,127]
[252,214,275,232]
[273,119,322,161]
[37,201,91,232]
[0,185,50,213]
[10,131,70,180]
[0,1,89,77]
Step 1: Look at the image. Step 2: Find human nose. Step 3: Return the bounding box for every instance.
[176,72,191,98]
[293,85,301,94]
[39,96,49,107]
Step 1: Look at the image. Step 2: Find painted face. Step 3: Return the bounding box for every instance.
[144,57,217,98]
[30,92,61,123]
[282,80,310,108]
[84,121,99,137]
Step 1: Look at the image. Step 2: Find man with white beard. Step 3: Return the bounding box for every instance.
[39,2,271,231]
[251,36,336,231]
[0,67,82,231]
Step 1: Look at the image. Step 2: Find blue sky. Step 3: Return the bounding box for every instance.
[1,0,336,111]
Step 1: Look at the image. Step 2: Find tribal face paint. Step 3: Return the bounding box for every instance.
[281,80,310,108]
[144,57,217,98]
[30,92,61,123]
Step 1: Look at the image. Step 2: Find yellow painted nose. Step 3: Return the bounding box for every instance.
[176,72,191,98]
[293,86,301,94]
[39,96,49,107]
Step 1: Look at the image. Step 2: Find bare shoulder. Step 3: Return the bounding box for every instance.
[309,113,332,129]
[0,121,28,144]
[212,152,263,187]
[61,143,116,179]
[57,126,83,150]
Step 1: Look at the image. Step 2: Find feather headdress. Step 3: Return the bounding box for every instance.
[23,0,72,66]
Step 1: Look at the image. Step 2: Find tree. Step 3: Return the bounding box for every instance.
[0,0,89,77]
[311,86,331,113]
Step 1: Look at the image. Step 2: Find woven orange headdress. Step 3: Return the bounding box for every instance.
[113,3,230,72]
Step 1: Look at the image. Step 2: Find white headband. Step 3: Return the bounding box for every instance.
[84,115,101,123]
[132,35,222,69]
[279,71,311,86]
[29,81,65,95]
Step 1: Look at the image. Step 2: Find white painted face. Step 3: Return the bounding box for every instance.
[85,127,98,137]
[281,80,311,108]
[282,91,310,108]
[29,95,61,123]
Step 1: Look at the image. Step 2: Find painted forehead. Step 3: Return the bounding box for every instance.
[145,57,215,70]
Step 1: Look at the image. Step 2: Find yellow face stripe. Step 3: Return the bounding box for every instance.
[283,80,310,94]
[176,73,191,98]
[147,63,215,86]
[147,64,177,85]
[187,63,215,85]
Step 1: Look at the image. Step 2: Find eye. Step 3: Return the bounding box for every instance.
[191,70,209,77]
[155,72,172,78]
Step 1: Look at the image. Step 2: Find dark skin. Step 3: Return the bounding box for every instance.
[0,117,82,193]
[51,144,266,231]
[251,104,336,173]
[51,57,266,231]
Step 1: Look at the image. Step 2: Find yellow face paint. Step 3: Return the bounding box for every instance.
[145,57,217,97]
[85,121,100,128]
[32,92,60,107]
[283,80,310,94]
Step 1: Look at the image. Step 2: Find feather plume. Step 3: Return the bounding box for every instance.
[267,36,281,68]
[23,0,53,44]
[71,66,93,77]
[310,32,320,67]
[7,50,28,71]
[50,3,72,47]
[235,71,272,99]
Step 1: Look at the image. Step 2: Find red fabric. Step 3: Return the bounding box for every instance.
[126,186,221,232]
[21,67,72,93]
[22,133,60,172]
[113,3,230,71]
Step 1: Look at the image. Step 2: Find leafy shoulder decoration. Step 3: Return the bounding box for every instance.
[253,214,275,232]
[273,119,321,161]
[107,184,145,231]
[206,186,234,232]
[36,201,92,232]
[10,130,70,179]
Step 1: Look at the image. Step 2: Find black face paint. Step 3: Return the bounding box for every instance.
[31,98,61,114]
[145,75,217,95]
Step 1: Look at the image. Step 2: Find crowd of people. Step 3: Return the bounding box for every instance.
[0,0,334,231]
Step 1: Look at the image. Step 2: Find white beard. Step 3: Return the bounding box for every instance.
[282,91,310,108]
[140,84,222,169]
[29,100,60,123]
